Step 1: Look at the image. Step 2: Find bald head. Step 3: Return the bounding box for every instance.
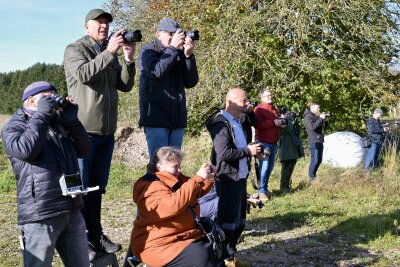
[225,88,248,117]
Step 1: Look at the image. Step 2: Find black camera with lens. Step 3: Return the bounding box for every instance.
[121,30,142,43]
[250,141,271,157]
[184,30,200,41]
[51,94,71,109]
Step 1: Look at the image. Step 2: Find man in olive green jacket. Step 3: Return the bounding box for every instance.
[63,8,136,259]
[277,108,304,192]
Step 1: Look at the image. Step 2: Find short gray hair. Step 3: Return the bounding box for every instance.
[147,146,184,173]
[259,87,271,97]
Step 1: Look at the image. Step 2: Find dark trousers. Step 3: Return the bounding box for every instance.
[216,179,247,259]
[79,134,115,240]
[308,143,324,179]
[280,159,297,190]
[165,239,218,267]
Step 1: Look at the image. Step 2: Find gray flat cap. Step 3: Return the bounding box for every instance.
[85,9,113,23]
[156,18,181,32]
[374,108,383,115]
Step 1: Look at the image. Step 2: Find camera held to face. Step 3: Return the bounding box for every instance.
[250,141,271,157]
[184,30,200,41]
[50,94,71,109]
[279,117,288,126]
[120,30,142,43]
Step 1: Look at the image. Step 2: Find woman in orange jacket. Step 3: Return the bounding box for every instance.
[130,146,217,267]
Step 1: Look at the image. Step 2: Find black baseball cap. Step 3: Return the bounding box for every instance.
[85,9,113,23]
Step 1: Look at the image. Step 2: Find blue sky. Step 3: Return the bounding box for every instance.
[0,0,107,73]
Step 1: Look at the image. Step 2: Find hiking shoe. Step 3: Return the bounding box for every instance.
[224,257,251,267]
[99,234,122,253]
[88,242,97,262]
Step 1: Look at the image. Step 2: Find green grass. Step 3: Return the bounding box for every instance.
[0,133,399,266]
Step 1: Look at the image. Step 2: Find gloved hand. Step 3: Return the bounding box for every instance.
[60,102,79,124]
[37,95,57,116]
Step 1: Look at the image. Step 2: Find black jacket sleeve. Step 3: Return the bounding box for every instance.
[210,121,250,162]
[2,112,49,161]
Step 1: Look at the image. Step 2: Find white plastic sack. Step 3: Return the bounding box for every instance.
[322,131,366,168]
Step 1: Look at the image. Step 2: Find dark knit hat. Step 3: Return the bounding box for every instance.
[156,18,181,32]
[22,81,57,102]
[85,8,113,23]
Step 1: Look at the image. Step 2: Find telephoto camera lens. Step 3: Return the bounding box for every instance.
[121,30,142,43]
[184,30,200,41]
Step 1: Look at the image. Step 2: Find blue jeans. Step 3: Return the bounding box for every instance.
[309,143,324,178]
[78,134,114,238]
[19,210,88,267]
[364,143,382,170]
[257,142,277,194]
[144,127,184,157]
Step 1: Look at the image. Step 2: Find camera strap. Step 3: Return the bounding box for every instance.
[187,205,213,243]
[249,157,260,190]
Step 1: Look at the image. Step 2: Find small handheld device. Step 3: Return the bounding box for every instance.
[59,173,99,198]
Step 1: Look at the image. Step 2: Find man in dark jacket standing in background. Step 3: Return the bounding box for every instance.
[304,101,329,181]
[1,81,90,266]
[364,108,387,170]
[64,8,136,258]
[206,88,260,267]
[139,18,199,157]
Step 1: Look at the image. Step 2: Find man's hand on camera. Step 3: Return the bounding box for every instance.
[37,95,57,116]
[247,143,261,157]
[246,102,254,112]
[183,36,195,58]
[320,113,328,120]
[107,29,125,55]
[274,119,282,127]
[170,29,185,49]
[197,163,215,180]
[60,97,78,124]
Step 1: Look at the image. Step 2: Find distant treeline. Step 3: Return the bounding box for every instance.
[0,63,67,114]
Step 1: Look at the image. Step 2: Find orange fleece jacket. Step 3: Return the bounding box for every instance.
[130,171,213,267]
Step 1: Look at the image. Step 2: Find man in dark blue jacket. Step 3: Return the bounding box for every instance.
[206,88,260,267]
[138,18,199,157]
[365,108,387,170]
[1,81,90,267]
[304,101,329,181]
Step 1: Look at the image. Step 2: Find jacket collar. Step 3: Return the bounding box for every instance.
[155,171,180,190]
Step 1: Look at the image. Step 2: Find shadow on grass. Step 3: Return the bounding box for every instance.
[240,210,400,266]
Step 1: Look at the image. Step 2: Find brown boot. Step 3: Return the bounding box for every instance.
[224,257,251,267]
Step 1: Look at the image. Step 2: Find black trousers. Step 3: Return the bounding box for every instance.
[280,159,297,190]
[216,179,247,259]
[165,239,218,267]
